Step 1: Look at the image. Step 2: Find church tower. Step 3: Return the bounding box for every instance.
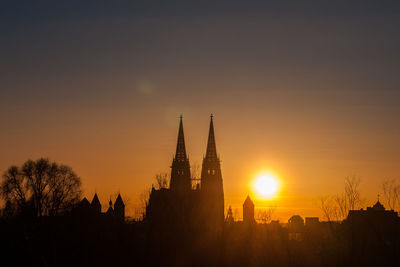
[170,115,191,193]
[201,114,224,234]
[243,195,255,224]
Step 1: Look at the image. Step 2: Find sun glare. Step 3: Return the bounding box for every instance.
[254,173,279,199]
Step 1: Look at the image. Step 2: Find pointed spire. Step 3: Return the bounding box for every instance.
[244,195,254,206]
[91,193,100,206]
[175,115,188,162]
[115,193,125,207]
[226,205,234,223]
[90,193,101,213]
[205,114,218,161]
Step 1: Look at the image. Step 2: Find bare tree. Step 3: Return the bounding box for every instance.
[155,172,169,189]
[191,161,201,189]
[0,158,82,217]
[46,165,82,216]
[319,196,339,222]
[318,176,363,222]
[138,187,151,220]
[333,194,347,221]
[382,179,399,211]
[344,176,361,211]
[256,206,276,224]
[1,166,28,209]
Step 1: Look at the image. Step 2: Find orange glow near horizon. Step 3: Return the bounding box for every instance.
[253,172,280,200]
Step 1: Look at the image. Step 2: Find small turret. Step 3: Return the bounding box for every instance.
[106,199,113,216]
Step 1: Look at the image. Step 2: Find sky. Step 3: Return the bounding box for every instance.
[1,1,400,221]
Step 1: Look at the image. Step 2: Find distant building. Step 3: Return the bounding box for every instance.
[345,200,398,227]
[77,193,125,221]
[288,215,304,241]
[243,195,255,224]
[342,200,400,266]
[344,200,399,255]
[146,115,225,237]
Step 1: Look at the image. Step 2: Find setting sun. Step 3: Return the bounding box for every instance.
[254,174,279,199]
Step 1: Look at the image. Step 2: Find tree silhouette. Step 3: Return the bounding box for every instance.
[319,176,363,222]
[155,172,169,189]
[382,179,400,211]
[256,206,276,224]
[0,158,81,216]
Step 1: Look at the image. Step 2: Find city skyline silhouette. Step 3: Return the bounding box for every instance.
[1,1,400,266]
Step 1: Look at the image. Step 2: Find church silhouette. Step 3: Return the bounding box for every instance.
[146,115,225,237]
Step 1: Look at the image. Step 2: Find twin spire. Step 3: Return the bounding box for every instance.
[174,114,218,162]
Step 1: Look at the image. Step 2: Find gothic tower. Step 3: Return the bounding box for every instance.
[201,114,224,234]
[170,115,191,193]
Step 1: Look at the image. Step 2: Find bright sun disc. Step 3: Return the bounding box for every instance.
[254,174,279,199]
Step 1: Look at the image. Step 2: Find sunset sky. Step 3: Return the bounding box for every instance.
[1,1,400,221]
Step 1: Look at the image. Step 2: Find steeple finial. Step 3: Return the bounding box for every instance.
[174,115,188,162]
[205,114,218,161]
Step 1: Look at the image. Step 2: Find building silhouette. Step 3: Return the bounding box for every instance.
[78,193,125,220]
[146,115,225,237]
[344,200,400,266]
[345,199,399,238]
[200,115,225,234]
[288,215,305,241]
[243,195,255,224]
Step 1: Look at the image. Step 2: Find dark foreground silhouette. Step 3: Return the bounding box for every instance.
[1,204,400,267]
